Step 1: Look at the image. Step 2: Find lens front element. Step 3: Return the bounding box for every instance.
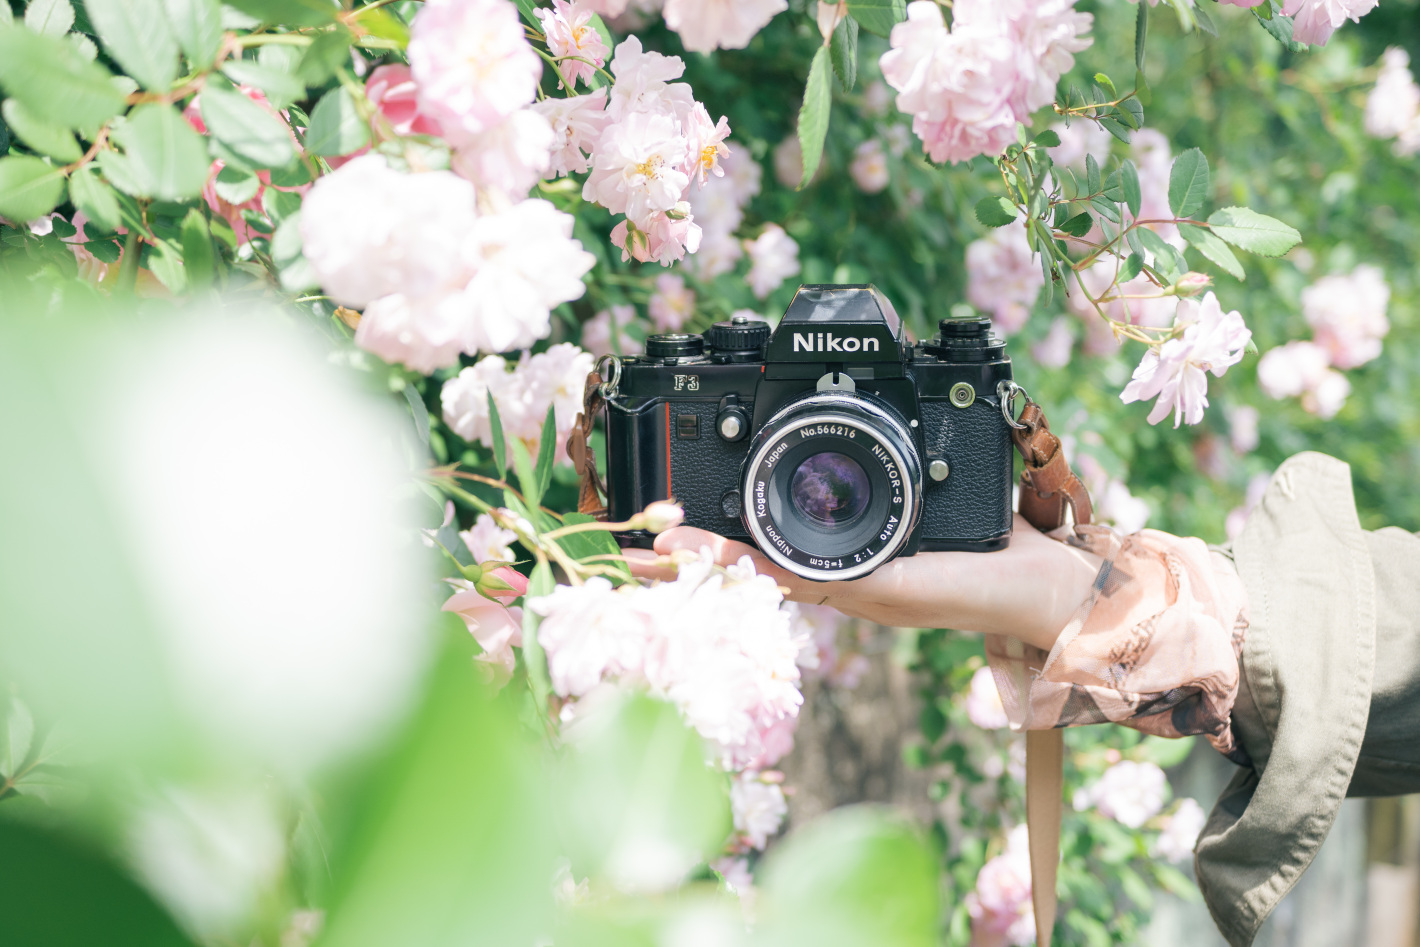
[790,452,871,527]
[741,393,923,581]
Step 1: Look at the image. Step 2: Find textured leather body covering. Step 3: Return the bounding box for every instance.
[669,400,753,541]
[919,397,1014,544]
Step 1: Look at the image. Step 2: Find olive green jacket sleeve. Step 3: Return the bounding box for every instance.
[1194,451,1420,947]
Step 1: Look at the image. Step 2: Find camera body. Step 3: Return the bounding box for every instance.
[602,284,1016,581]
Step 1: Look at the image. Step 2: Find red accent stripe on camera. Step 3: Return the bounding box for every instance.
[664,402,673,499]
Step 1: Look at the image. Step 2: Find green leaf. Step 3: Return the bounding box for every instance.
[845,0,905,38]
[487,390,507,481]
[179,207,214,289]
[757,808,939,947]
[829,13,858,92]
[223,0,336,27]
[297,25,355,85]
[513,0,541,29]
[1093,72,1116,99]
[2,98,82,162]
[1194,4,1217,36]
[1085,153,1101,194]
[1138,226,1188,281]
[0,155,66,222]
[213,163,260,204]
[1117,97,1144,129]
[0,28,128,134]
[556,512,630,582]
[1253,3,1308,51]
[797,46,832,188]
[1099,116,1131,144]
[163,0,223,69]
[103,104,210,201]
[200,79,297,170]
[556,694,730,885]
[1121,252,1145,282]
[222,60,305,111]
[1033,128,1061,149]
[1090,195,1121,224]
[352,5,409,46]
[86,0,179,92]
[1168,147,1209,219]
[1059,211,1094,237]
[1135,0,1148,71]
[145,239,186,293]
[68,165,122,232]
[2,697,34,779]
[315,654,556,947]
[1179,222,1245,280]
[509,438,541,511]
[974,195,1017,228]
[1206,206,1301,257]
[262,184,300,223]
[532,405,557,504]
[305,86,370,157]
[24,0,73,37]
[403,383,430,447]
[1121,159,1142,218]
[520,560,554,706]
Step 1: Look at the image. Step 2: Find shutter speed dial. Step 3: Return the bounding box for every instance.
[706,314,771,355]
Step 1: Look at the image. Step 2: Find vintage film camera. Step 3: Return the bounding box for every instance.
[599,284,1019,580]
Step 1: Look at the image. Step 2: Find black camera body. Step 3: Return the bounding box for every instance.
[602,284,1016,581]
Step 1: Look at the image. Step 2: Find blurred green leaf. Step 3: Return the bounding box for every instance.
[145,239,186,293]
[102,104,210,201]
[86,0,179,92]
[1253,2,1308,51]
[222,60,305,111]
[71,166,124,230]
[1207,206,1301,257]
[1099,116,1130,143]
[297,26,355,85]
[830,14,858,92]
[0,819,196,946]
[520,559,554,714]
[317,652,556,947]
[1,696,34,781]
[0,3,11,26]
[163,0,223,69]
[213,163,260,204]
[1168,148,1210,219]
[1178,223,1244,280]
[557,693,730,887]
[353,5,410,46]
[305,86,370,158]
[755,807,938,947]
[24,0,73,37]
[179,207,214,289]
[1086,153,1101,194]
[798,47,832,188]
[0,155,66,222]
[1,98,82,162]
[975,195,1017,227]
[1137,735,1195,769]
[0,28,128,134]
[1121,252,1145,282]
[223,0,336,27]
[1034,128,1061,148]
[510,437,541,510]
[200,79,297,170]
[845,0,905,38]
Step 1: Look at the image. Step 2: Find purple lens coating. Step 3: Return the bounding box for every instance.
[790,452,870,527]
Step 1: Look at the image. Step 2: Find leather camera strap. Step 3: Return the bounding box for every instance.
[567,371,609,517]
[570,378,1088,947]
[1010,397,1093,947]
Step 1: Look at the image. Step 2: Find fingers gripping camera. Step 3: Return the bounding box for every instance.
[600,284,1016,580]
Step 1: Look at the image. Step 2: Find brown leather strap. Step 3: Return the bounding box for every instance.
[566,371,608,517]
[1012,400,1093,533]
[1010,397,1091,947]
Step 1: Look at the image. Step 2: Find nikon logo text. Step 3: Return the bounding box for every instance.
[792,332,880,354]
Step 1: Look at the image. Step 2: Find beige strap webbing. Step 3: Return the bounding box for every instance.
[1026,729,1064,947]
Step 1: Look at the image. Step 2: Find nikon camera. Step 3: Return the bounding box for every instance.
[601,284,1017,581]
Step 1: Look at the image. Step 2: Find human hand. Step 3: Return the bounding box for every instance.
[625,514,1101,653]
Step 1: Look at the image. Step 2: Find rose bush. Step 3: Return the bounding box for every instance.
[1,0,1417,944]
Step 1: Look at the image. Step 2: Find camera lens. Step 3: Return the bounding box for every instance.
[741,391,923,581]
[790,452,871,527]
